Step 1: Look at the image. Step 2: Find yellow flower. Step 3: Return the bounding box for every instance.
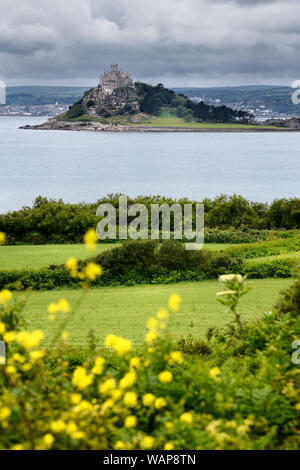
[155,397,167,409]
[0,322,6,335]
[16,330,44,350]
[47,303,58,314]
[72,431,86,440]
[3,331,15,343]
[43,434,54,448]
[66,421,78,436]
[57,299,70,313]
[99,378,116,394]
[72,366,93,390]
[120,371,136,389]
[130,357,140,369]
[140,436,154,450]
[0,232,6,245]
[296,403,300,411]
[51,420,66,433]
[84,262,102,281]
[114,441,126,450]
[146,330,157,344]
[143,393,155,407]
[209,367,221,379]
[71,393,82,405]
[170,351,183,364]
[29,350,45,363]
[164,442,174,450]
[157,308,168,320]
[105,334,117,347]
[65,257,78,275]
[123,392,138,408]
[12,353,25,363]
[114,337,132,356]
[125,415,137,428]
[180,412,193,424]
[84,228,98,251]
[22,363,32,372]
[168,294,181,313]
[110,388,123,402]
[103,399,114,411]
[0,407,11,421]
[165,421,174,431]
[158,370,173,384]
[61,331,69,342]
[0,289,12,305]
[147,317,158,329]
[5,365,17,376]
[92,357,105,375]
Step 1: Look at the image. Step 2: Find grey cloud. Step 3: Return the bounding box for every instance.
[0,0,300,86]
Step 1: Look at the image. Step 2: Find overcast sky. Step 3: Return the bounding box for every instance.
[1,0,300,87]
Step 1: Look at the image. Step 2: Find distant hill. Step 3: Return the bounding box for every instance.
[5,86,90,106]
[173,85,299,115]
[3,84,300,116]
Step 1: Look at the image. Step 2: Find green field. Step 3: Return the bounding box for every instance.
[0,243,120,270]
[22,278,290,347]
[134,114,275,129]
[0,243,232,270]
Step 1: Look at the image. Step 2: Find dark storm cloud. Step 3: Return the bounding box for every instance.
[0,0,300,86]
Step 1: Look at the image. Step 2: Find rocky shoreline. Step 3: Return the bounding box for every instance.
[19,118,300,133]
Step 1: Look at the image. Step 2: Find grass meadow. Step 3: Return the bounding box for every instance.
[0,243,233,270]
[22,278,290,346]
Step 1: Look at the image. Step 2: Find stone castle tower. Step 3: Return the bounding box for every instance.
[99,64,134,96]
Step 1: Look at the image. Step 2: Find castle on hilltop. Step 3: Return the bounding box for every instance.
[80,64,138,116]
[99,64,134,95]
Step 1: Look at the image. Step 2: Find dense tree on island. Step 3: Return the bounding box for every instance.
[62,80,253,124]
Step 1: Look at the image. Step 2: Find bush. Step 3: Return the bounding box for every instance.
[242,259,295,279]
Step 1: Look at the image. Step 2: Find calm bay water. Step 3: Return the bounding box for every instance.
[0,116,299,213]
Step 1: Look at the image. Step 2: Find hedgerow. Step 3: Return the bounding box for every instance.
[226,236,300,259]
[0,240,244,291]
[1,195,299,245]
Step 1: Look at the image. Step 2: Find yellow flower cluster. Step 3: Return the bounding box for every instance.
[72,366,94,390]
[47,299,70,319]
[65,258,103,284]
[0,289,12,306]
[168,294,181,313]
[84,228,99,251]
[5,330,45,350]
[105,335,132,356]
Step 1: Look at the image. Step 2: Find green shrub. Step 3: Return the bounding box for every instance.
[242,259,295,279]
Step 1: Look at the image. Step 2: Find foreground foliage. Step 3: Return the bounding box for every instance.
[0,276,299,449]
